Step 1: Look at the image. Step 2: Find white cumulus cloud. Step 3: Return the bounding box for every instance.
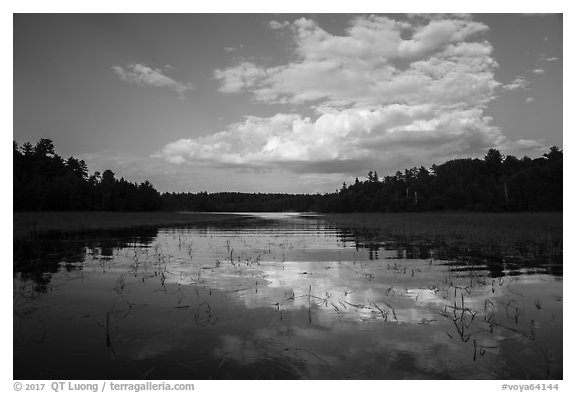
[213,62,267,94]
[157,105,505,174]
[214,16,496,107]
[502,76,529,91]
[113,63,195,97]
[158,15,543,177]
[268,20,290,30]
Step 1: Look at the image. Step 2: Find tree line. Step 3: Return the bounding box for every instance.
[14,139,562,212]
[14,139,162,211]
[317,147,562,213]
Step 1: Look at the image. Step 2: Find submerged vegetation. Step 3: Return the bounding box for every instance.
[14,139,562,213]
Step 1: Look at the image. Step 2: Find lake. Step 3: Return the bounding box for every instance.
[13,213,562,379]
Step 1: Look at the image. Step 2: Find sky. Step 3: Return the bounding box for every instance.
[13,13,563,194]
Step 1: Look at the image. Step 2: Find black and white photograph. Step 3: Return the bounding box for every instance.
[10,3,567,385]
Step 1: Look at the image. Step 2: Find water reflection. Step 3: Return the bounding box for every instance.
[14,227,157,293]
[13,213,562,379]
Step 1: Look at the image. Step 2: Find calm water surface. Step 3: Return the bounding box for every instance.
[14,213,562,379]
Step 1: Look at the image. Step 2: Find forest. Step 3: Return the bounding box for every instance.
[13,139,162,211]
[13,139,562,213]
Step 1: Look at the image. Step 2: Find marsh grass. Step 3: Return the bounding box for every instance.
[322,212,562,264]
[13,211,242,240]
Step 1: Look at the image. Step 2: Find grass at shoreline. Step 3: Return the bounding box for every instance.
[321,212,562,257]
[13,211,242,240]
[322,212,562,237]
